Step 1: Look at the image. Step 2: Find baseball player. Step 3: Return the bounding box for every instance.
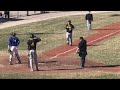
[65,20,75,46]
[27,34,41,71]
[8,32,21,65]
[85,11,93,30]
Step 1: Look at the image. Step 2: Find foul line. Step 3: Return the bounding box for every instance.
[49,30,120,60]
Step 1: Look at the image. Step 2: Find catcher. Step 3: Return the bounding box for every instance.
[8,32,21,65]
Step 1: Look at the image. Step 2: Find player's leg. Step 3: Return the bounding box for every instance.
[33,50,39,71]
[66,32,69,44]
[87,20,90,30]
[80,55,86,68]
[89,20,92,30]
[69,33,72,46]
[9,46,15,65]
[29,50,34,71]
[9,50,13,65]
[14,47,21,64]
[28,50,30,68]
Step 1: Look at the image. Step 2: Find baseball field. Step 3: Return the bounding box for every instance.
[0,11,120,79]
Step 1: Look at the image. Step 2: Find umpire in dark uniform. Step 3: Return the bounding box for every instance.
[76,37,87,68]
[85,11,93,30]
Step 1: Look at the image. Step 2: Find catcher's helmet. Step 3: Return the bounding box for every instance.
[11,32,16,37]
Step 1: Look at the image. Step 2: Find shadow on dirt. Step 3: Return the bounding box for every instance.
[38,68,81,71]
[87,44,104,47]
[38,64,120,71]
[87,65,120,68]
[110,14,120,17]
[39,61,57,64]
[0,18,24,23]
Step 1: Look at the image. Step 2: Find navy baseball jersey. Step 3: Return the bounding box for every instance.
[8,36,20,46]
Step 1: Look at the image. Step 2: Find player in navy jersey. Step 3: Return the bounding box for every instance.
[8,32,21,65]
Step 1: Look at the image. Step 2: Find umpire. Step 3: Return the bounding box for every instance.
[76,37,87,69]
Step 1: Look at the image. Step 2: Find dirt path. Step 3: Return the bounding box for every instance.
[0,11,120,74]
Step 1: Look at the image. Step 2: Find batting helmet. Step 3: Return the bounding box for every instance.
[11,32,16,37]
[30,33,35,38]
[68,20,71,23]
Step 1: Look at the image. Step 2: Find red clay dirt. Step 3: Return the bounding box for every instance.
[1,22,120,74]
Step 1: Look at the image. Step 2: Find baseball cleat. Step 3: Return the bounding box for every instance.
[30,69,34,72]
[9,62,13,65]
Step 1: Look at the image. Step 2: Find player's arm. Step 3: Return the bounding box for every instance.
[76,42,80,54]
[34,37,41,42]
[37,38,41,42]
[8,45,10,50]
[8,38,11,53]
[65,24,68,31]
[72,24,75,30]
[17,37,20,45]
[76,48,79,53]
[91,14,93,21]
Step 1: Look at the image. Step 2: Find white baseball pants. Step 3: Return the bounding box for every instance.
[28,50,39,71]
[9,46,21,64]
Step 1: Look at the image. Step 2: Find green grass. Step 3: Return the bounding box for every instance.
[87,34,120,65]
[91,74,120,79]
[1,71,120,79]
[1,11,120,53]
[0,73,55,79]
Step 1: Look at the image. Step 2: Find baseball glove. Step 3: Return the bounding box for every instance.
[8,49,11,53]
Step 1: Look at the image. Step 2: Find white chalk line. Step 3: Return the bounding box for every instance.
[48,30,120,60]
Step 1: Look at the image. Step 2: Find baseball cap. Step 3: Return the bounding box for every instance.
[11,32,16,37]
[30,33,35,38]
[68,20,71,22]
[80,37,83,39]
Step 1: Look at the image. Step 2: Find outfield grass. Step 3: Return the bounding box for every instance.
[87,34,120,65]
